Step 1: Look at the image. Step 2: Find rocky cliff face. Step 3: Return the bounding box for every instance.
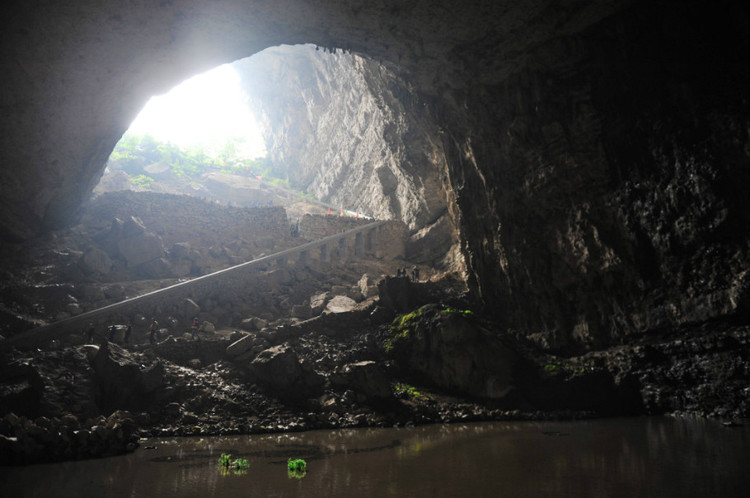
[438,2,750,351]
[234,46,462,270]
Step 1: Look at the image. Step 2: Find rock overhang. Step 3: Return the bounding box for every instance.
[0,0,628,238]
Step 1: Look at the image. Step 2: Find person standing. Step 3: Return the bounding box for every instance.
[191,317,200,340]
[149,318,158,344]
[124,323,132,344]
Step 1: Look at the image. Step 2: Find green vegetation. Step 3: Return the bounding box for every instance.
[384,305,474,353]
[107,132,325,203]
[109,132,276,183]
[394,382,433,401]
[219,453,232,467]
[384,307,425,353]
[129,174,154,189]
[287,458,307,479]
[442,306,474,316]
[218,453,249,475]
[265,177,291,189]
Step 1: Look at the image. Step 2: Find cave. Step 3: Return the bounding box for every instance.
[4,0,750,349]
[1,0,750,483]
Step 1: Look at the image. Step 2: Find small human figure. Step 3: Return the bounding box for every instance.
[191,317,200,340]
[108,325,116,342]
[124,323,132,344]
[414,267,420,282]
[87,323,95,343]
[149,318,158,344]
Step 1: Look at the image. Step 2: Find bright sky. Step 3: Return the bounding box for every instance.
[128,64,266,158]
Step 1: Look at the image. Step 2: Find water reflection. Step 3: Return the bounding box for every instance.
[1,417,748,497]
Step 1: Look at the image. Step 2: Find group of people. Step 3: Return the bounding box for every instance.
[86,322,132,344]
[85,316,197,345]
[396,266,420,282]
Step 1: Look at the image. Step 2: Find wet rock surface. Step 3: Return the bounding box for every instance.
[0,411,139,465]
[3,277,749,465]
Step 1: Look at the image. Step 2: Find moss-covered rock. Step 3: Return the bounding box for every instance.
[384,304,520,399]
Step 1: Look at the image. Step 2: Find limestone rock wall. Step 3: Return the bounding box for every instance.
[439,1,750,351]
[234,46,463,271]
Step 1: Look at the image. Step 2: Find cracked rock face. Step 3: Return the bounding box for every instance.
[235,45,462,270]
[2,0,750,351]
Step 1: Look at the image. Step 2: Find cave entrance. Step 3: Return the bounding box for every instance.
[96,43,457,270]
[96,43,394,221]
[97,60,269,204]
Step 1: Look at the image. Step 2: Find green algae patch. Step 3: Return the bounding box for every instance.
[394,382,433,401]
[441,306,474,316]
[384,306,426,353]
[287,458,307,479]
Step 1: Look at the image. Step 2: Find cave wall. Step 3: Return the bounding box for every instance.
[235,45,461,269]
[442,1,750,350]
[3,0,750,351]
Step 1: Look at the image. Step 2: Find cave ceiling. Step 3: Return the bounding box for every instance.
[0,0,627,238]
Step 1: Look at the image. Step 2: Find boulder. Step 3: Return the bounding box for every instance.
[226,333,255,357]
[310,292,330,315]
[249,344,302,391]
[358,274,380,298]
[234,337,271,362]
[387,305,519,399]
[118,232,163,267]
[291,304,312,319]
[346,286,364,301]
[170,241,192,259]
[377,276,413,313]
[120,216,146,238]
[114,217,164,267]
[139,361,164,393]
[325,295,358,314]
[0,363,43,418]
[89,340,142,410]
[79,245,113,275]
[249,344,323,395]
[331,361,392,399]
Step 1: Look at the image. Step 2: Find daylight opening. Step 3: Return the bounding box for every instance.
[129,64,266,159]
[99,61,275,205]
